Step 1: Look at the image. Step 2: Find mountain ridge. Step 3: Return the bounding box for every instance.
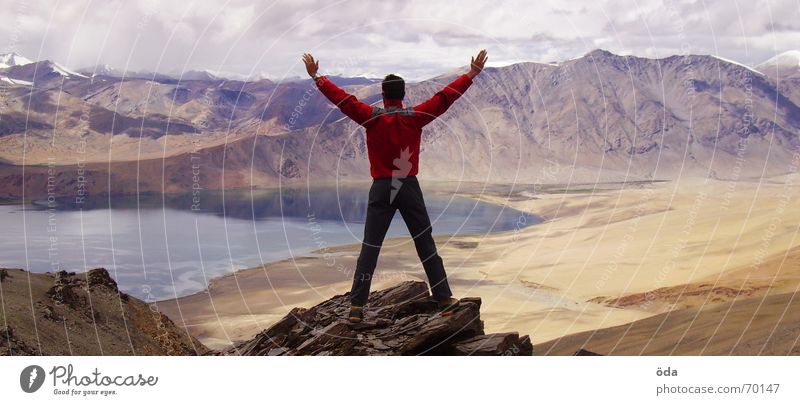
[1,48,799,199]
[5,49,795,81]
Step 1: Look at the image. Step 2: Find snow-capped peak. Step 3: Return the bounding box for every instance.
[50,61,89,78]
[79,63,117,77]
[204,69,268,81]
[757,50,800,69]
[0,52,34,69]
[94,64,116,76]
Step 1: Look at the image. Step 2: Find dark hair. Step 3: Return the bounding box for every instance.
[382,74,405,100]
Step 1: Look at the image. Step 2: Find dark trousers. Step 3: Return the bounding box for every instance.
[349,176,452,306]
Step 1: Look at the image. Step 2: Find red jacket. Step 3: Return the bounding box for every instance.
[315,74,473,178]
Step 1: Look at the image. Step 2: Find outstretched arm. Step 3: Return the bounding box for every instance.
[413,49,488,127]
[302,53,374,126]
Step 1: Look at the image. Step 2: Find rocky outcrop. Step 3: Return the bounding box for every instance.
[47,270,86,308]
[86,267,119,290]
[222,281,532,356]
[0,267,207,355]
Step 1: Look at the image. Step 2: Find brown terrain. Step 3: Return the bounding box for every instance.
[158,178,800,355]
[535,292,800,355]
[536,245,800,355]
[0,267,207,355]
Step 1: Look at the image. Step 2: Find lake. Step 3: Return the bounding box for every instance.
[0,186,539,300]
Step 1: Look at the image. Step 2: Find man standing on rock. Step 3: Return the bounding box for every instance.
[302,50,488,322]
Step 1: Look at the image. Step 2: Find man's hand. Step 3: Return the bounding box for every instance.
[302,53,320,79]
[467,49,488,79]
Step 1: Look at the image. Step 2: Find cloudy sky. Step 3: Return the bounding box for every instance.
[1,0,798,80]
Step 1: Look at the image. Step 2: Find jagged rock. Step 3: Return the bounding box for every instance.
[47,270,85,308]
[574,348,602,356]
[450,332,533,356]
[222,281,532,356]
[86,268,118,291]
[44,268,117,310]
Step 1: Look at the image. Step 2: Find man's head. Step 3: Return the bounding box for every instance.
[382,74,405,100]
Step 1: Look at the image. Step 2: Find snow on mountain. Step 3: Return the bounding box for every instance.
[176,69,272,81]
[757,50,800,69]
[79,64,117,77]
[51,61,88,78]
[709,55,764,76]
[0,52,34,69]
[0,76,33,86]
[204,69,250,81]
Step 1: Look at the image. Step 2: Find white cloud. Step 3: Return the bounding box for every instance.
[0,0,797,80]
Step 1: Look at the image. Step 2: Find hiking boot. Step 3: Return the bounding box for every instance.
[437,297,460,316]
[348,305,364,323]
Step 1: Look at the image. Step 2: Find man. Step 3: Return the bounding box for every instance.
[302,50,488,322]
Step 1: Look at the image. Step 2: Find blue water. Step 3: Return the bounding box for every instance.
[0,187,539,300]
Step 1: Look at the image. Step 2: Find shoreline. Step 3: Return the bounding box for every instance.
[155,179,631,302]
[0,182,543,302]
[157,176,800,350]
[155,180,686,349]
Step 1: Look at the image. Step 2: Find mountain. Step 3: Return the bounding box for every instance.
[3,59,88,85]
[757,50,800,105]
[1,49,799,199]
[219,281,533,356]
[0,267,207,355]
[0,52,36,86]
[82,67,175,81]
[178,69,221,81]
[321,75,380,86]
[0,52,33,69]
[757,50,800,72]
[78,63,118,77]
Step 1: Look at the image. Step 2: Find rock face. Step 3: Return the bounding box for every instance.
[223,281,532,356]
